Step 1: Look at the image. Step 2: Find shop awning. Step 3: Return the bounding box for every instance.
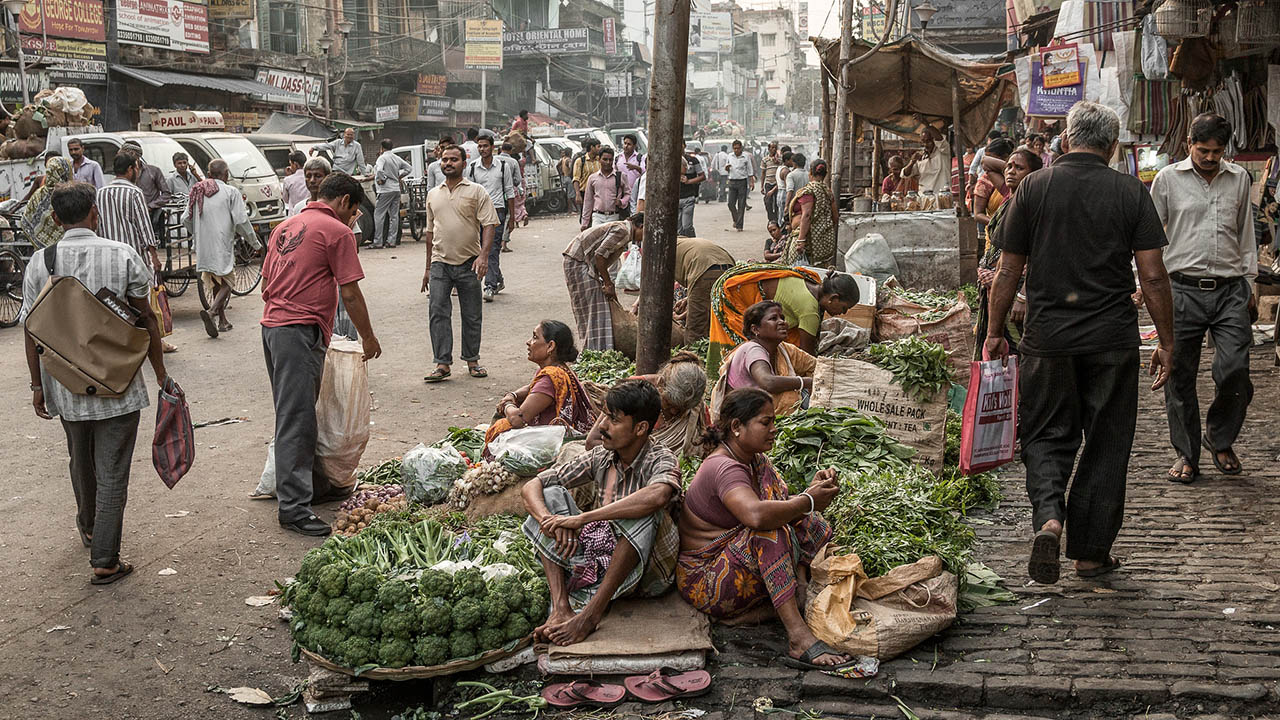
[111,65,284,97]
[814,36,1015,147]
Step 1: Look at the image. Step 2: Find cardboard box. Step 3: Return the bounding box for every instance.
[838,273,877,329]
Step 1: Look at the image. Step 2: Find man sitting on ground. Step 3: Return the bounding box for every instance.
[521,380,682,646]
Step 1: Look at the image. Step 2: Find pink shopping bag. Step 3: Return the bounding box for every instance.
[959,358,1018,474]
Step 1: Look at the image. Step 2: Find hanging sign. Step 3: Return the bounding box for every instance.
[1027,57,1085,117]
[464,19,503,70]
[1041,43,1080,89]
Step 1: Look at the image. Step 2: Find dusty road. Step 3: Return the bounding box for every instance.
[0,195,767,719]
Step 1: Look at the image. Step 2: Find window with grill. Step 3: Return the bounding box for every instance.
[761,33,775,47]
[268,4,299,55]
[378,0,402,36]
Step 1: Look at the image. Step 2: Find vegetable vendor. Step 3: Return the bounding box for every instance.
[707,264,859,378]
[677,388,855,671]
[711,301,815,421]
[521,380,682,646]
[586,350,709,459]
[485,320,595,455]
[562,214,645,351]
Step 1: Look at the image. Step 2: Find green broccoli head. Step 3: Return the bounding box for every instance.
[290,582,315,614]
[346,601,381,638]
[316,563,348,598]
[418,596,453,635]
[481,593,510,627]
[452,596,485,630]
[337,636,375,667]
[346,566,382,603]
[476,626,506,651]
[380,608,420,639]
[325,596,355,627]
[504,613,532,642]
[453,567,486,598]
[448,629,476,659]
[524,580,550,624]
[302,584,330,621]
[377,636,415,668]
[492,576,527,611]
[414,635,450,667]
[376,578,413,610]
[420,569,454,599]
[299,546,335,581]
[311,625,346,656]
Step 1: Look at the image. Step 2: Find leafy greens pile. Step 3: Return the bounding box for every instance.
[863,336,954,402]
[573,349,636,385]
[768,407,916,494]
[430,427,485,461]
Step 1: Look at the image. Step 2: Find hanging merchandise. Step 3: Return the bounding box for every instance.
[1141,14,1170,80]
[1151,0,1212,41]
[1041,43,1081,89]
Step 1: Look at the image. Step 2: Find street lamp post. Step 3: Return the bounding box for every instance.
[4,0,31,106]
[317,31,332,117]
[913,1,938,38]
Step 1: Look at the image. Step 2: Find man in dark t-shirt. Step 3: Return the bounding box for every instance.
[986,102,1175,585]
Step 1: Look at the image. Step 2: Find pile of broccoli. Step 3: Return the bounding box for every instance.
[288,546,551,669]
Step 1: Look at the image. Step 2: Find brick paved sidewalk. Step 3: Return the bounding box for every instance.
[689,347,1280,720]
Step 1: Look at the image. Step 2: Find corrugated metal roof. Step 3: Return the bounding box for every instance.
[111,65,284,97]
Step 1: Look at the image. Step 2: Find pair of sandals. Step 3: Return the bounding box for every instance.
[1029,530,1121,584]
[423,366,487,383]
[541,668,711,709]
[77,525,136,585]
[1168,439,1243,484]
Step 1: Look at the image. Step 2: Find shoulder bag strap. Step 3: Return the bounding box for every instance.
[43,244,55,277]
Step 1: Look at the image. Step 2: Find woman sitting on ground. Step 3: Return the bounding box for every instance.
[485,320,595,452]
[586,351,709,458]
[677,388,853,670]
[713,301,815,420]
[763,221,787,263]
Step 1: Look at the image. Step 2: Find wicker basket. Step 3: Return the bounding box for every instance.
[1236,0,1280,44]
[1153,0,1212,40]
[301,635,533,681]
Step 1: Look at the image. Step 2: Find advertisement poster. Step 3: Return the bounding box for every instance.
[21,36,107,83]
[19,0,105,42]
[690,12,731,53]
[375,105,399,123]
[1027,58,1084,117]
[116,0,209,54]
[464,19,503,70]
[1042,44,1080,88]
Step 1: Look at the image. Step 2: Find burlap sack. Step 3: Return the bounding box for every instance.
[806,549,958,660]
[873,299,973,384]
[809,357,947,471]
[609,298,687,360]
[460,441,591,520]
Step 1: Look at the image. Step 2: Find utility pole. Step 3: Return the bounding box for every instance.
[635,0,691,374]
[829,0,854,197]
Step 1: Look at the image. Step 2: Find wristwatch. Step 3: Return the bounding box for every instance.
[30,383,42,392]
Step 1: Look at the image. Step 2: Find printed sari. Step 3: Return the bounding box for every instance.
[676,455,832,619]
[707,263,821,380]
[785,180,838,268]
[484,365,595,448]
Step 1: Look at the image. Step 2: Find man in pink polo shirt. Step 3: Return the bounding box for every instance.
[261,172,382,536]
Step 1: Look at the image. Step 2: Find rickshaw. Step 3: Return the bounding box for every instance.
[156,196,264,309]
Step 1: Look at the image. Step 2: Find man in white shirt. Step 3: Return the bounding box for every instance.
[290,157,331,216]
[712,145,731,202]
[280,151,308,212]
[1149,112,1256,482]
[311,128,366,175]
[183,159,258,337]
[903,125,952,194]
[460,128,481,163]
[724,139,756,231]
[372,139,411,249]
[167,152,202,196]
[466,135,516,301]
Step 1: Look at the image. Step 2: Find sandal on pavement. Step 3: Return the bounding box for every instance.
[91,561,134,585]
[1029,529,1061,584]
[468,366,488,378]
[1077,556,1122,578]
[78,524,92,548]
[1167,457,1199,484]
[424,368,451,383]
[624,667,712,702]
[779,640,858,671]
[1202,438,1242,475]
[199,310,219,338]
[541,680,626,709]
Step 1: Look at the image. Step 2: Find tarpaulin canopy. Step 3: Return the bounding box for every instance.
[814,36,1014,147]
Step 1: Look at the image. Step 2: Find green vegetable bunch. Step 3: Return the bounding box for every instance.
[864,336,953,402]
[889,286,957,310]
[574,349,636,385]
[430,426,485,461]
[356,458,403,486]
[769,407,916,494]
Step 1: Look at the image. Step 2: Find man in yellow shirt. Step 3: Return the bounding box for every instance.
[572,139,602,210]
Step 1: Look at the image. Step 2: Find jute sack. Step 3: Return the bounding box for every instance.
[806,549,958,660]
[609,298,687,360]
[809,357,947,471]
[873,294,973,383]
[461,441,591,520]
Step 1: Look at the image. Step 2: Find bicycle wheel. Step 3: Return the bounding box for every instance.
[230,238,263,297]
[164,274,191,297]
[0,248,25,328]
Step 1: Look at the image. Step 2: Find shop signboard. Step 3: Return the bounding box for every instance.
[20,0,105,42]
[860,6,887,40]
[416,95,453,122]
[222,111,263,131]
[21,35,107,83]
[254,67,323,106]
[142,109,224,131]
[416,73,447,95]
[605,72,630,98]
[1027,58,1084,117]
[690,12,731,53]
[453,98,485,113]
[116,0,209,54]
[209,0,253,20]
[464,19,503,70]
[0,69,49,105]
[504,28,588,56]
[603,18,616,55]
[797,2,808,34]
[375,105,399,123]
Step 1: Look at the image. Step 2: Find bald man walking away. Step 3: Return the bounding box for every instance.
[183,159,259,337]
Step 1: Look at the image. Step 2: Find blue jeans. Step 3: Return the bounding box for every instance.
[430,258,483,365]
[485,208,508,292]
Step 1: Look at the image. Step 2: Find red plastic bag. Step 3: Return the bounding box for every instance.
[153,377,195,488]
[959,358,1018,474]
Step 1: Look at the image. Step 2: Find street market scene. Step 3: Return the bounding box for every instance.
[1,0,1280,718]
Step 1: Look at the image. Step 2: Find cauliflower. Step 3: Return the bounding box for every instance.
[476,627,506,651]
[414,635,450,667]
[376,578,413,610]
[317,564,348,598]
[418,596,452,635]
[346,566,382,603]
[452,596,485,630]
[337,636,375,667]
[346,601,381,638]
[449,629,476,659]
[325,597,355,627]
[504,613,533,642]
[453,567,487,598]
[481,593,509,627]
[380,608,420,639]
[377,636,415,668]
[420,569,454,599]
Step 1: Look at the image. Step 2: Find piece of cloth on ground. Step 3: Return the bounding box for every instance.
[543,594,715,659]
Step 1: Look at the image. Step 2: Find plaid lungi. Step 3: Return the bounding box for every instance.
[523,485,678,610]
[563,255,614,351]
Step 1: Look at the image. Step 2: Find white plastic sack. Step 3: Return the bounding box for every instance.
[1141,15,1169,80]
[843,233,900,283]
[402,443,467,504]
[254,440,277,497]
[315,340,371,490]
[615,243,642,291]
[488,425,566,476]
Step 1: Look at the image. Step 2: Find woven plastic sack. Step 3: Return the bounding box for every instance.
[615,243,642,291]
[152,378,194,489]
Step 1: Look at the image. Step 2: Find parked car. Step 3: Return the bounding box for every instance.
[169,132,288,237]
[245,132,379,241]
[566,128,615,152]
[606,125,648,154]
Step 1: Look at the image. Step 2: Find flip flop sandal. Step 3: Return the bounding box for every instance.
[1202,438,1243,475]
[779,640,859,671]
[77,524,92,548]
[91,561,134,585]
[1166,459,1199,484]
[541,680,626,709]
[1028,529,1061,584]
[424,369,451,383]
[1077,556,1122,578]
[468,366,488,378]
[199,310,219,338]
[624,667,712,702]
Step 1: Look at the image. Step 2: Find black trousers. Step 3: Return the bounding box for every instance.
[727,179,749,229]
[763,183,778,224]
[1165,279,1254,468]
[1020,348,1138,562]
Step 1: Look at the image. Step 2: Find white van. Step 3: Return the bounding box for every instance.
[170,132,287,236]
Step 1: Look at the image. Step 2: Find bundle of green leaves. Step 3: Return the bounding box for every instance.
[863,336,954,402]
[769,408,916,494]
[573,349,636,385]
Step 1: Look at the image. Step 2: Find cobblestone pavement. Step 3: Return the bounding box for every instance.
[689,346,1280,719]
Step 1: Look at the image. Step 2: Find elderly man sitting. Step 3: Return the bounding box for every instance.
[521,380,682,646]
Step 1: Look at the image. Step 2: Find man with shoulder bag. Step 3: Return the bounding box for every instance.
[20,182,169,586]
